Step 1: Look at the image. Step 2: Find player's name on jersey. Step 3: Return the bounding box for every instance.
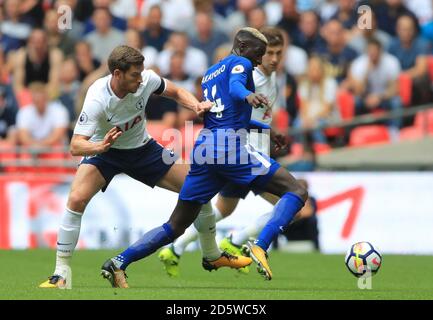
[202,65,226,84]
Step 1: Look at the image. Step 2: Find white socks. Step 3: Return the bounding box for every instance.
[194,202,221,261]
[172,205,224,257]
[231,211,273,246]
[54,207,82,277]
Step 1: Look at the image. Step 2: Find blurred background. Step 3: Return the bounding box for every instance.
[1,0,433,255]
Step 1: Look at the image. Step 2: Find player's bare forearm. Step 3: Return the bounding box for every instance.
[70,128,122,156]
[162,80,199,112]
[70,135,104,156]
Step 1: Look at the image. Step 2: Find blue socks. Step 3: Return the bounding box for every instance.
[254,192,305,251]
[114,223,174,270]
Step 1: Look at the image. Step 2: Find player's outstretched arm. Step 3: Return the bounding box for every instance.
[161,79,212,116]
[246,93,269,109]
[70,127,122,156]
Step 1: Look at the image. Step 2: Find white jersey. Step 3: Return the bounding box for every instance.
[249,68,278,155]
[74,69,165,149]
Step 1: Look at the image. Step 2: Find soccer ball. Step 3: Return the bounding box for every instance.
[345,241,382,277]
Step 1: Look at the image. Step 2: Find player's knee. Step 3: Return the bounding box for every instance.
[283,181,308,203]
[292,182,308,203]
[67,191,90,212]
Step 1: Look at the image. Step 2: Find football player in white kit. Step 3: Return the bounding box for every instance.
[159,27,292,277]
[39,46,252,289]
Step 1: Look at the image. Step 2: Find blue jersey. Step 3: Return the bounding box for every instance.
[179,55,281,204]
[201,54,255,131]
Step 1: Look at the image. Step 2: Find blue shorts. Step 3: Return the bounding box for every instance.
[219,183,262,199]
[80,139,178,192]
[179,144,280,204]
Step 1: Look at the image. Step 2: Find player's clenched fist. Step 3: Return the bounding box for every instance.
[246,93,269,109]
[196,100,213,117]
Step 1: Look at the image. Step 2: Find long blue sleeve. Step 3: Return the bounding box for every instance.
[228,58,253,102]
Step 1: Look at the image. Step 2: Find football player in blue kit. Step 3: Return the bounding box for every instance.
[105,28,307,282]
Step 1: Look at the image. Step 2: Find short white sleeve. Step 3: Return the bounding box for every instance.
[386,54,401,81]
[51,102,69,128]
[74,86,104,137]
[349,56,368,81]
[16,107,33,130]
[324,78,338,104]
[142,69,165,94]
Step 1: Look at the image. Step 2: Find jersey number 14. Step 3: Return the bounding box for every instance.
[204,85,225,118]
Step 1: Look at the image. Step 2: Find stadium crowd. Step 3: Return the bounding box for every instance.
[0,0,433,162]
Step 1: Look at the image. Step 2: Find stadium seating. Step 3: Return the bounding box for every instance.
[398,73,412,107]
[274,108,290,133]
[349,125,391,147]
[324,90,355,138]
[399,108,433,140]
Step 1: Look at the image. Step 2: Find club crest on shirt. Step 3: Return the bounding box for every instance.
[78,112,88,124]
[231,65,245,74]
[136,97,145,110]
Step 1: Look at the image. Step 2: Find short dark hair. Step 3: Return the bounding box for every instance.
[107,45,144,74]
[367,37,382,50]
[259,27,284,47]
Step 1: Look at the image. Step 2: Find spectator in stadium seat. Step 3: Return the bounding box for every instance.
[74,41,102,82]
[276,0,300,43]
[141,0,194,33]
[58,58,81,133]
[123,29,158,69]
[157,32,208,79]
[349,38,403,130]
[165,51,196,128]
[111,0,148,32]
[0,0,33,54]
[246,6,268,31]
[213,0,237,18]
[16,82,69,147]
[0,84,19,145]
[317,0,339,22]
[372,0,418,37]
[20,0,45,27]
[54,0,85,41]
[348,11,392,55]
[314,19,358,86]
[225,0,259,36]
[190,10,229,66]
[44,9,77,57]
[142,5,172,52]
[292,10,327,55]
[294,56,339,144]
[84,8,125,63]
[12,29,63,99]
[190,0,229,37]
[82,0,128,35]
[389,15,432,105]
[329,0,358,31]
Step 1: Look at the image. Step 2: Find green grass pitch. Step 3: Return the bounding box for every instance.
[0,249,432,300]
